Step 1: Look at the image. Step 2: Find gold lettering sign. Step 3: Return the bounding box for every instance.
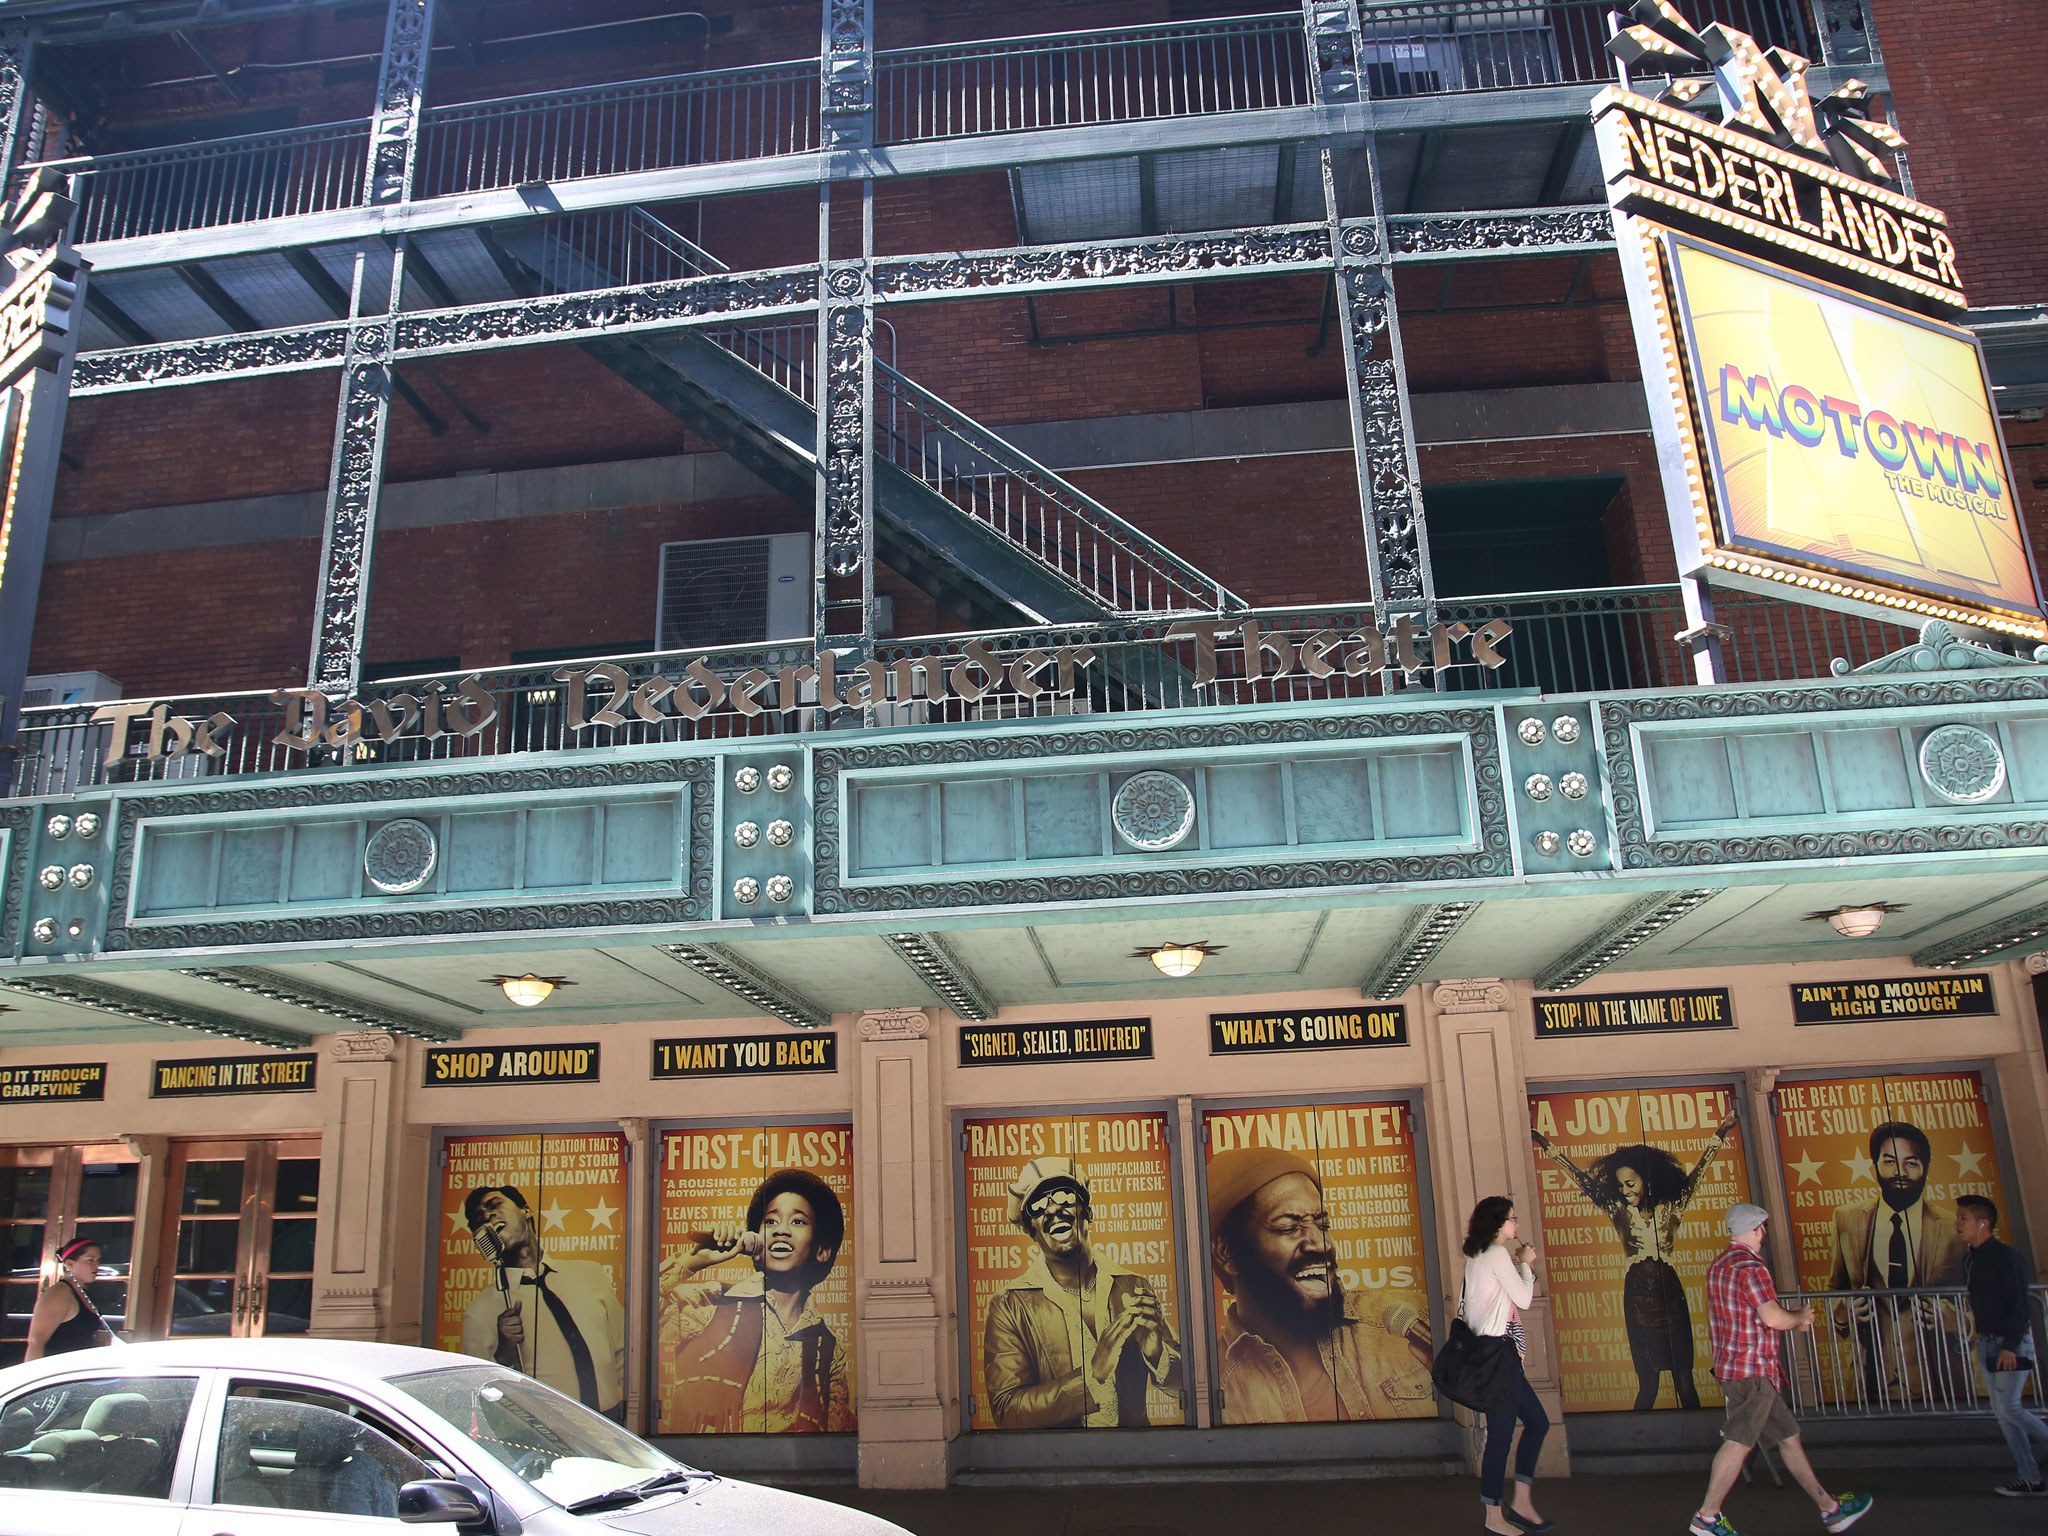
[1594,90,1962,310]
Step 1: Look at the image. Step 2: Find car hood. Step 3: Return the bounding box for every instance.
[588,1476,911,1536]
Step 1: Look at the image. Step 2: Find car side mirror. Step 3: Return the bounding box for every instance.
[397,1479,490,1525]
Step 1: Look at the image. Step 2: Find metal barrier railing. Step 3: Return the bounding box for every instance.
[415,58,821,200]
[40,118,371,244]
[1779,1287,2048,1420]
[5,586,1967,797]
[875,12,1311,144]
[32,3,1838,247]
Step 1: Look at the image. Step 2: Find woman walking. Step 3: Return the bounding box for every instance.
[1463,1195,1551,1536]
[24,1237,114,1359]
[1532,1112,1737,1409]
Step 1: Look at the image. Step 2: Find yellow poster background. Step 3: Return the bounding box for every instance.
[1773,1071,2008,1407]
[962,1110,1184,1431]
[1201,1098,1435,1424]
[1671,236,2038,619]
[433,1132,628,1405]
[1528,1085,1750,1413]
[653,1122,856,1434]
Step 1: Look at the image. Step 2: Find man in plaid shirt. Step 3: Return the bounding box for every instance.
[1690,1203,1874,1536]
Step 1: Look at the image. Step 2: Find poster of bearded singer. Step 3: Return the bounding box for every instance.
[1200,1098,1436,1424]
[1773,1071,2009,1407]
[961,1110,1187,1430]
[1527,1084,1749,1413]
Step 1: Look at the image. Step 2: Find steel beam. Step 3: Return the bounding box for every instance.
[885,931,997,1021]
[1532,889,1721,993]
[821,0,873,151]
[1357,901,1478,1001]
[0,973,311,1049]
[1913,904,2048,972]
[659,943,832,1031]
[182,966,461,1042]
[306,0,435,696]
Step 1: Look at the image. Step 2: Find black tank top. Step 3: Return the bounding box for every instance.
[44,1278,112,1355]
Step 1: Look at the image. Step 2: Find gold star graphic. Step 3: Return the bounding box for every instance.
[1841,1150,1875,1184]
[1791,1153,1825,1186]
[1949,1142,1987,1179]
[540,1200,571,1233]
[586,1197,619,1231]
[447,1207,472,1233]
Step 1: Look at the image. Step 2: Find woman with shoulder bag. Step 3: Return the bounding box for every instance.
[1463,1195,1552,1536]
[24,1237,116,1359]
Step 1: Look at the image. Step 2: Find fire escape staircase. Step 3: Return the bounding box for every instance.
[472,210,1245,633]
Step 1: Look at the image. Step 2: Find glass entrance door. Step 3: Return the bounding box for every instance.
[0,1145,141,1365]
[159,1139,318,1339]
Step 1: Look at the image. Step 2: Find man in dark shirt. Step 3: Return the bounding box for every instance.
[1957,1194,2048,1497]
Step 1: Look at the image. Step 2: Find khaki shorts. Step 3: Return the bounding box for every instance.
[1720,1376,1799,1449]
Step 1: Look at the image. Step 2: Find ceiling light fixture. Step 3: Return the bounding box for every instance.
[1804,902,1906,939]
[1133,941,1226,979]
[486,973,576,1008]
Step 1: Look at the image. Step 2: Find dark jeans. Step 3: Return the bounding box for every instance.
[1480,1363,1549,1506]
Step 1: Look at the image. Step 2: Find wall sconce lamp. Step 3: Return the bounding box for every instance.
[485,973,577,1008]
[1803,903,1907,939]
[1132,941,1226,979]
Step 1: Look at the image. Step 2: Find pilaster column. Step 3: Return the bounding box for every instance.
[852,1007,948,1488]
[620,1118,652,1432]
[306,0,435,692]
[1425,979,1568,1476]
[312,1030,406,1340]
[0,25,37,184]
[118,1134,167,1340]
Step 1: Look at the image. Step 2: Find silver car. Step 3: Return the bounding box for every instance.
[0,1338,912,1536]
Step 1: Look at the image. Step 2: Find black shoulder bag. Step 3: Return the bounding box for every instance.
[1431,1275,1517,1411]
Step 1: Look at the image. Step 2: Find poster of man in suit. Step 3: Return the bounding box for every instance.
[434,1132,630,1420]
[1773,1071,2008,1406]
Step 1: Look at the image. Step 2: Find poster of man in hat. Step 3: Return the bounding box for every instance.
[962,1111,1186,1430]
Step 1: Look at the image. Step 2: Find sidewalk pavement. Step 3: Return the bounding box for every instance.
[822,1468,2040,1536]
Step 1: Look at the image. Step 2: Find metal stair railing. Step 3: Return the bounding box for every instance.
[414,58,821,199]
[873,366,1243,616]
[518,208,1241,618]
[30,118,372,245]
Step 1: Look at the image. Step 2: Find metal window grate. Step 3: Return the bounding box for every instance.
[656,537,775,651]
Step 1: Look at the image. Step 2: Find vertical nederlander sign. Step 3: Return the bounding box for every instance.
[1594,1,2045,641]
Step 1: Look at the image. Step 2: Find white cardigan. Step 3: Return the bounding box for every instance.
[1463,1243,1535,1337]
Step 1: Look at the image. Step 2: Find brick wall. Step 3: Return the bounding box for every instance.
[1866,0,2048,309]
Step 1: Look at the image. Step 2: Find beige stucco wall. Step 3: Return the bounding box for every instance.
[4,952,2042,1486]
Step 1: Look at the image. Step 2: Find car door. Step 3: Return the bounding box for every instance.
[0,1369,202,1536]
[179,1377,446,1536]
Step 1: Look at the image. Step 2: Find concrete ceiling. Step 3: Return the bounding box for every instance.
[3,864,2045,1049]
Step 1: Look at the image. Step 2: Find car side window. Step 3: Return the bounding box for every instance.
[213,1384,434,1519]
[0,1374,197,1500]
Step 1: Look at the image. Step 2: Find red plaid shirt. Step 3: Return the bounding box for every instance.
[1706,1242,1784,1389]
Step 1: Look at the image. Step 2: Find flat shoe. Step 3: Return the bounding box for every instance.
[1504,1513,1555,1534]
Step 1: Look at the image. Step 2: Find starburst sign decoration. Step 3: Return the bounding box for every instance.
[1607,0,1906,186]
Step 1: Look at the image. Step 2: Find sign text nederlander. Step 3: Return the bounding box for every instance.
[88,618,1515,765]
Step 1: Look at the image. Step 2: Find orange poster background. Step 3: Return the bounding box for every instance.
[653,1122,856,1434]
[1528,1084,1750,1413]
[1201,1098,1434,1424]
[433,1131,628,1356]
[1774,1070,2008,1294]
[962,1110,1183,1431]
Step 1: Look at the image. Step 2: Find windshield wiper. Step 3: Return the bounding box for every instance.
[563,1467,709,1514]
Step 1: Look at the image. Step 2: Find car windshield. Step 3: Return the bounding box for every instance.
[391,1363,682,1507]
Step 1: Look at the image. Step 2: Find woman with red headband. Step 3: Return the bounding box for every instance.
[24,1236,115,1359]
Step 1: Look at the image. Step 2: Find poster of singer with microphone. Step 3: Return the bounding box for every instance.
[655,1123,856,1435]
[434,1132,630,1420]
[1200,1100,1435,1423]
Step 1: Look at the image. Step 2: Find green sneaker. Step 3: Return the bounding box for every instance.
[1822,1493,1873,1533]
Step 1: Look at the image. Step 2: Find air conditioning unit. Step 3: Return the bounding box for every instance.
[655,533,810,651]
[21,670,121,708]
[16,673,122,797]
